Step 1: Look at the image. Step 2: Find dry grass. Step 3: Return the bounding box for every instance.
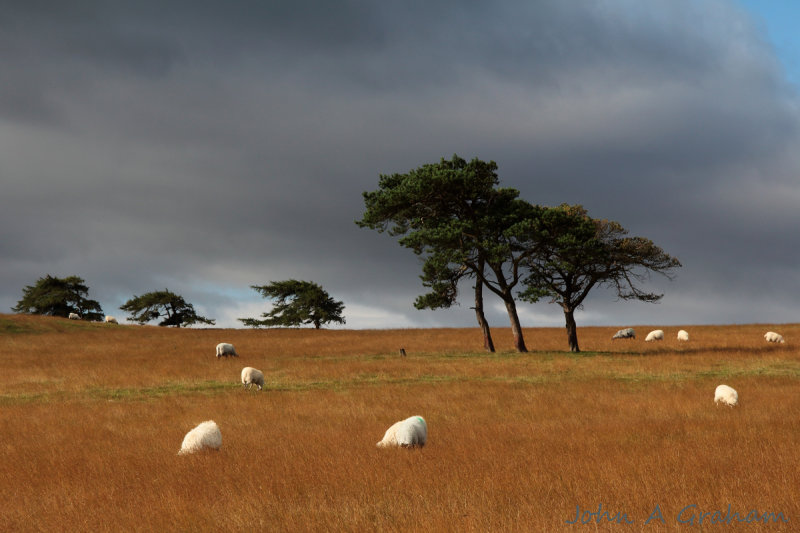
[1,314,799,531]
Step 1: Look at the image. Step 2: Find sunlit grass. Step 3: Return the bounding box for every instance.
[0,314,798,531]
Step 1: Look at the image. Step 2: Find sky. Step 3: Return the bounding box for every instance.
[2,0,800,331]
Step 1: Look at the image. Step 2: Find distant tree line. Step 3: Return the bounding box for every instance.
[357,154,681,352]
[12,276,345,329]
[12,155,680,350]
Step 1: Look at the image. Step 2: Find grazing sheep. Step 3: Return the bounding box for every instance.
[104,315,118,324]
[376,416,427,448]
[241,367,264,391]
[764,331,785,344]
[677,330,689,341]
[178,420,222,455]
[714,385,738,407]
[215,342,238,358]
[68,313,80,320]
[645,330,664,342]
[612,328,635,339]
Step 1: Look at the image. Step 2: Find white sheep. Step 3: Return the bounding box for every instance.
[612,328,635,339]
[178,420,222,455]
[764,331,785,344]
[68,313,80,320]
[645,330,664,342]
[241,367,264,391]
[677,330,689,341]
[215,342,238,358]
[376,416,427,448]
[714,385,738,407]
[104,315,118,324]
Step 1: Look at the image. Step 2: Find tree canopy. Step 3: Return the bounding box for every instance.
[119,290,215,327]
[357,154,539,352]
[357,155,682,353]
[12,274,104,321]
[519,204,682,352]
[239,280,345,329]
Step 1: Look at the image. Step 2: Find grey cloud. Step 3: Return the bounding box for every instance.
[1,0,799,329]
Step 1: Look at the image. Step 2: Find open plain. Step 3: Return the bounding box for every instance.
[1,314,799,531]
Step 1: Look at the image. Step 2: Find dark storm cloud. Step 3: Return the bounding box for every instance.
[1,0,799,329]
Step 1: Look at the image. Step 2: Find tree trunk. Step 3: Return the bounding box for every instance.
[480,262,528,352]
[504,297,527,353]
[564,308,579,352]
[473,279,495,353]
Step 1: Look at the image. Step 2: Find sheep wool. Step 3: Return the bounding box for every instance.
[764,331,785,344]
[645,330,664,342]
[241,367,264,391]
[178,420,222,455]
[714,385,738,407]
[68,313,80,320]
[216,343,238,358]
[677,330,689,341]
[612,328,635,339]
[104,315,118,324]
[376,416,427,448]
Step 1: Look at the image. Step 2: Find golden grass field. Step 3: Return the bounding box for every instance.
[1,314,799,532]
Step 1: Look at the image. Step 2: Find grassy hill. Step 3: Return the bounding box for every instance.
[1,314,798,530]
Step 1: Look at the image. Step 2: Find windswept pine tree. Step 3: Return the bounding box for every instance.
[120,289,215,327]
[13,274,104,321]
[239,280,345,329]
[519,204,681,352]
[357,155,540,352]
